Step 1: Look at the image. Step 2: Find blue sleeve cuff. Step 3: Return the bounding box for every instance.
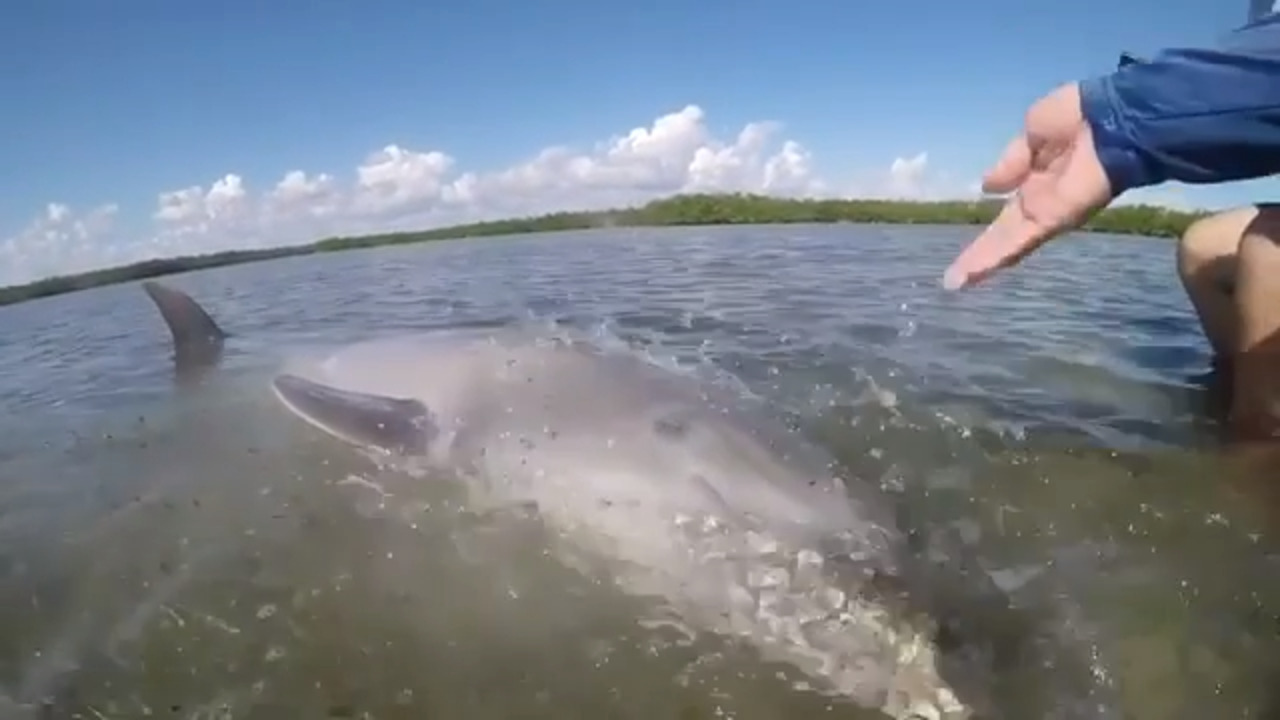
[1077,16,1280,199]
[1079,73,1159,198]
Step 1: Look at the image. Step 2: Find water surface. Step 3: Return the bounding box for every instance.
[0,223,1275,719]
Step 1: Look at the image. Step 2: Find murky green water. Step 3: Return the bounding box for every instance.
[1,224,1277,719]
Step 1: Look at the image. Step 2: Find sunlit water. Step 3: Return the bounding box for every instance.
[1,224,1278,719]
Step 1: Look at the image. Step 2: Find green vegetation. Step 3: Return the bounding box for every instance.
[0,192,1205,307]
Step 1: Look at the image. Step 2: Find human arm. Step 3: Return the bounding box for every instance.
[1081,15,1280,198]
[943,16,1280,290]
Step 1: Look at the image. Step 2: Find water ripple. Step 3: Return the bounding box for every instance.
[0,224,1273,719]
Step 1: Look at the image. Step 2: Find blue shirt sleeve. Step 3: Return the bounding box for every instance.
[1249,0,1277,23]
[1078,14,1280,197]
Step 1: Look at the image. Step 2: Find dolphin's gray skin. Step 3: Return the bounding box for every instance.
[270,328,998,720]
[132,283,1000,718]
[140,280,227,378]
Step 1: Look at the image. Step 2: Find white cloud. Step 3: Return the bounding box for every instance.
[352,145,455,218]
[886,152,930,198]
[0,201,127,284]
[268,170,340,216]
[0,104,967,286]
[847,151,980,202]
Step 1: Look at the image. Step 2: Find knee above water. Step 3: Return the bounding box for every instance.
[1238,213,1280,271]
[1178,216,1234,272]
[1176,206,1265,280]
[1178,224,1217,279]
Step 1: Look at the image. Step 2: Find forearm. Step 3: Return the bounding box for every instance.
[1080,15,1280,197]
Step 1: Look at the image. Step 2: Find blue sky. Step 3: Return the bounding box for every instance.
[0,0,1277,285]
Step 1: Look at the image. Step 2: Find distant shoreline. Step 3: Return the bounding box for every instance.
[0,192,1202,308]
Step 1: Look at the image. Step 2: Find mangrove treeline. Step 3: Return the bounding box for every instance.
[0,192,1204,307]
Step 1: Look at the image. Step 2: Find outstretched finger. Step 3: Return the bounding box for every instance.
[981,135,1032,194]
[942,196,1042,290]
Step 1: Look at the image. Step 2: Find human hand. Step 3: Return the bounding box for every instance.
[943,82,1116,290]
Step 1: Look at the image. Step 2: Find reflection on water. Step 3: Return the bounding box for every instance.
[0,224,1277,719]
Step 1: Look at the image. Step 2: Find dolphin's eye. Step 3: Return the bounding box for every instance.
[653,414,690,440]
[933,617,963,654]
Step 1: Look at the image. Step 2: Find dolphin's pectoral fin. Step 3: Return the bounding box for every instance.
[272,374,438,455]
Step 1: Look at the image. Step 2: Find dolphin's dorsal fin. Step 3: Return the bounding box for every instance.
[272,374,438,455]
[141,281,227,370]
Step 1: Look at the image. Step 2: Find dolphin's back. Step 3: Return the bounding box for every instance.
[334,331,899,548]
[279,329,895,540]
[495,342,877,531]
[270,328,993,718]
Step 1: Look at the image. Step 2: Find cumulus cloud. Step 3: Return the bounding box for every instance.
[0,202,127,284]
[1,104,965,286]
[847,151,980,202]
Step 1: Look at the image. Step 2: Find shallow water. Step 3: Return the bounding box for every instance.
[0,223,1277,719]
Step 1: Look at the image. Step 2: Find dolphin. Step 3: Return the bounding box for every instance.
[141,280,227,380]
[143,287,1002,720]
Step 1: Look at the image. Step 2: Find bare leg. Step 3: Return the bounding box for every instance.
[1228,206,1280,440]
[1177,206,1263,359]
[1219,208,1280,534]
